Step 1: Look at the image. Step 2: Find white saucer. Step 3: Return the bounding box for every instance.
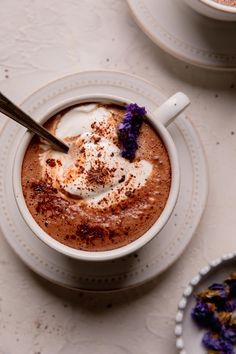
[175,252,236,354]
[0,71,208,291]
[127,0,236,70]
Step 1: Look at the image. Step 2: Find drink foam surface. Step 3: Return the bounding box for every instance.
[22,103,171,251]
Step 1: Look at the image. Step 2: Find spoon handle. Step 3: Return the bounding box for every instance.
[0,92,69,153]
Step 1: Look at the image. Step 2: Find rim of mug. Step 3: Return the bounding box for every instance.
[199,0,236,13]
[13,94,180,262]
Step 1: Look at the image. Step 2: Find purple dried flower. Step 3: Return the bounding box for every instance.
[225,299,236,312]
[229,317,236,328]
[198,283,229,311]
[118,103,146,161]
[217,312,232,326]
[191,275,236,354]
[221,325,236,345]
[225,277,236,298]
[209,284,229,297]
[202,332,234,353]
[192,300,220,330]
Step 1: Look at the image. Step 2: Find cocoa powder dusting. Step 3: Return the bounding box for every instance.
[46,159,56,167]
[31,182,73,218]
[76,224,105,240]
[86,161,116,186]
[31,181,58,194]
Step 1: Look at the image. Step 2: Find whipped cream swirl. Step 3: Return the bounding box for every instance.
[39,104,153,208]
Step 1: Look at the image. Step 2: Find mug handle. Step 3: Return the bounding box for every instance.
[153,92,190,127]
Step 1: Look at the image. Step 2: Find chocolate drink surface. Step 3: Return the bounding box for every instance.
[22,103,171,251]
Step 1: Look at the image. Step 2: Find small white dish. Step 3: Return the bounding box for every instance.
[185,0,236,21]
[0,71,208,291]
[175,252,236,353]
[13,92,189,262]
[127,0,236,70]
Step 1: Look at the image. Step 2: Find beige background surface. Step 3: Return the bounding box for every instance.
[0,1,236,353]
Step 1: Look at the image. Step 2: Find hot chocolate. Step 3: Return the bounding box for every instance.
[213,0,236,6]
[22,103,171,251]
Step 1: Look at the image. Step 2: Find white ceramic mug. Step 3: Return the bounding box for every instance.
[13,92,190,262]
[185,0,236,21]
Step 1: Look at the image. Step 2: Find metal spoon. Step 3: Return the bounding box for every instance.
[0,92,69,153]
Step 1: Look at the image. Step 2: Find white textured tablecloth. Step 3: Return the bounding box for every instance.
[0,1,236,353]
